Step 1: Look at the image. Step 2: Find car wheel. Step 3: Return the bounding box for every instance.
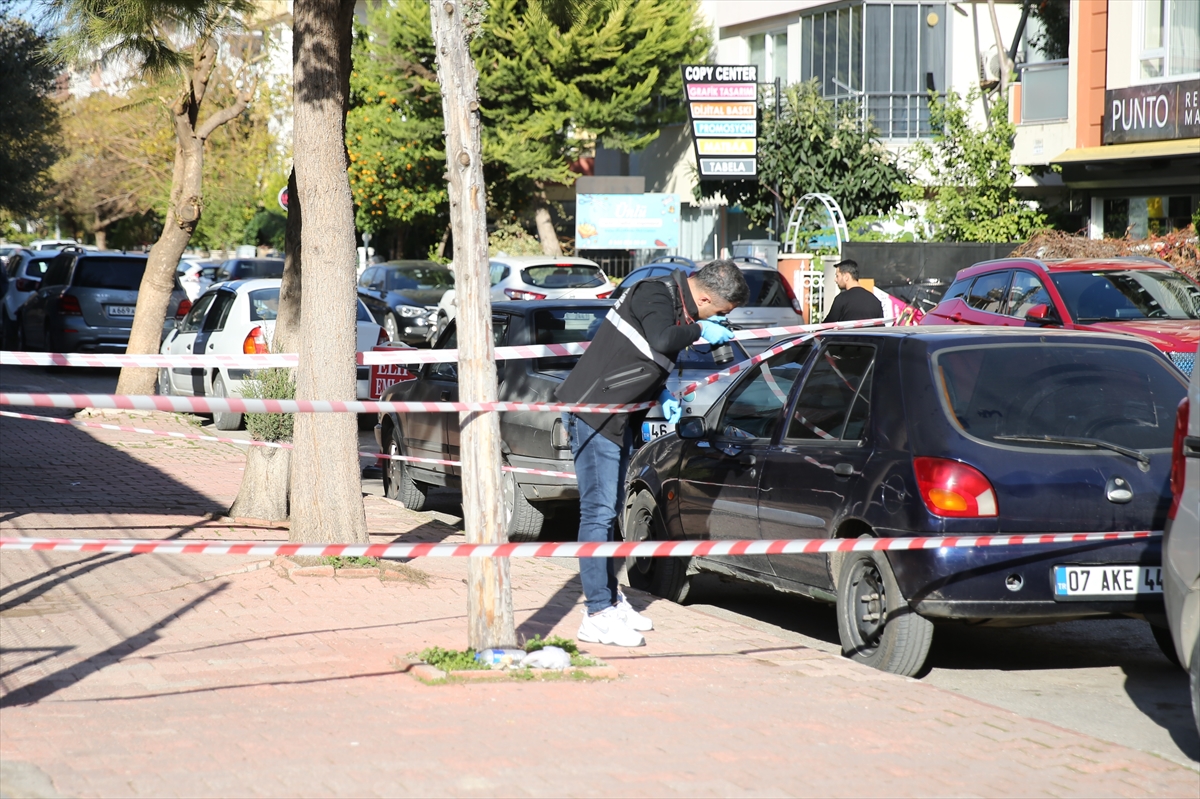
[623,489,690,603]
[382,424,428,510]
[1150,622,1182,668]
[212,374,243,431]
[384,313,400,343]
[157,368,172,396]
[502,459,544,542]
[836,543,933,677]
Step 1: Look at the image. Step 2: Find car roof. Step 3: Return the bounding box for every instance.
[490,299,613,313]
[74,251,146,260]
[377,260,446,269]
[490,255,601,268]
[954,256,1178,280]
[211,278,283,294]
[792,325,1169,351]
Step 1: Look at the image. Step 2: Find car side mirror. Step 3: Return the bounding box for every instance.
[1024,304,1058,325]
[677,417,706,440]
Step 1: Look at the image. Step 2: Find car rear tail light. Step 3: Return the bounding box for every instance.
[504,288,547,301]
[595,290,613,300]
[15,278,38,292]
[377,327,390,346]
[1168,397,1189,520]
[243,325,268,354]
[551,418,570,449]
[175,298,192,318]
[781,277,804,315]
[57,293,82,315]
[913,456,998,518]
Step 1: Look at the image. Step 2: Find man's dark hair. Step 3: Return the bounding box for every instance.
[835,259,860,280]
[693,259,750,307]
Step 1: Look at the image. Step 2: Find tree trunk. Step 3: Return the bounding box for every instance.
[274,167,302,353]
[288,0,367,545]
[94,227,107,251]
[986,0,1012,94]
[532,192,562,256]
[229,446,291,521]
[430,0,516,650]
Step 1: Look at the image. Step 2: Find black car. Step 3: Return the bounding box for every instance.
[375,299,742,542]
[623,327,1185,676]
[215,258,284,282]
[358,261,453,345]
[609,257,697,301]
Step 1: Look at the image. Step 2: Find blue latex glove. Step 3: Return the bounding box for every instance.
[698,319,735,345]
[658,388,682,425]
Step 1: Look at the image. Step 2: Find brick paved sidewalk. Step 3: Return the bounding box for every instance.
[1,411,1197,798]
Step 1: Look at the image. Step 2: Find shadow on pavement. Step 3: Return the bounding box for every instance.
[1123,665,1200,762]
[0,583,225,707]
[516,576,582,641]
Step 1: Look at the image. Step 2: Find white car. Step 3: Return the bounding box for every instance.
[158,278,385,429]
[430,256,611,342]
[2,249,59,345]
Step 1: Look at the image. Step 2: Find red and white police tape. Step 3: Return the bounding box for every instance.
[0,410,577,479]
[0,530,1159,558]
[0,318,889,369]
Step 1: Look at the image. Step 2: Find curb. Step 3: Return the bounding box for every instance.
[396,659,619,682]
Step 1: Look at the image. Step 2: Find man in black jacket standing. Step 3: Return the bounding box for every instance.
[555,260,749,646]
[823,259,883,323]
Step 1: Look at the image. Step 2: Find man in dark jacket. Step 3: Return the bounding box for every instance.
[823,259,883,323]
[555,260,749,646]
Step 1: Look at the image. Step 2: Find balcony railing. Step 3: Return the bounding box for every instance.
[1018,60,1069,123]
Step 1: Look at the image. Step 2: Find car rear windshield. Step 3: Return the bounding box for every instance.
[934,344,1186,451]
[232,259,284,279]
[741,270,793,308]
[73,258,147,290]
[386,266,452,290]
[249,288,281,320]
[1050,269,1200,321]
[532,308,604,370]
[522,265,605,289]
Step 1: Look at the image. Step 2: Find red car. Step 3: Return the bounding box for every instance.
[920,257,1199,375]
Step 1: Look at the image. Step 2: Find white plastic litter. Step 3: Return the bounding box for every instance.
[522,646,571,670]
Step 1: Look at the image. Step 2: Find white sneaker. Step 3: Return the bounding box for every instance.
[616,592,653,632]
[577,606,645,647]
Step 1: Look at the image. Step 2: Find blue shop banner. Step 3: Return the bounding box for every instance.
[575,193,681,250]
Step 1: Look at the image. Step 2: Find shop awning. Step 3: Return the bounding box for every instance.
[1053,138,1200,164]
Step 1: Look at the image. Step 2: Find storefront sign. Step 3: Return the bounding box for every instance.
[1103,79,1200,144]
[682,64,758,180]
[575,194,681,250]
[369,345,418,399]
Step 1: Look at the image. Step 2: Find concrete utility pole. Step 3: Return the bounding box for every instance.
[429,0,516,650]
[986,0,1013,96]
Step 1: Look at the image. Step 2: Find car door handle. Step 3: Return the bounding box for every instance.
[185,344,192,351]
[949,312,963,322]
[207,343,215,350]
[834,462,854,477]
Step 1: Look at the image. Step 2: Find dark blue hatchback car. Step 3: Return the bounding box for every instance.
[622,327,1187,676]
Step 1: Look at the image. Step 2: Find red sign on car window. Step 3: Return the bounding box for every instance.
[369,345,418,399]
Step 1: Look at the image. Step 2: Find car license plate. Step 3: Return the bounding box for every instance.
[1053,565,1163,599]
[641,421,672,442]
[107,305,136,317]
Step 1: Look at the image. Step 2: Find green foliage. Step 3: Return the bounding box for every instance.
[241,367,295,442]
[489,217,544,256]
[0,16,61,217]
[347,2,448,236]
[245,210,286,251]
[900,90,1045,243]
[846,214,920,243]
[349,0,711,240]
[322,556,380,569]
[1030,0,1070,60]
[701,81,907,234]
[415,646,490,671]
[522,634,579,655]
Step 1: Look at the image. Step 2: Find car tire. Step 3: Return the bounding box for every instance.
[1150,621,1182,668]
[157,368,172,397]
[383,425,429,511]
[212,374,243,431]
[836,543,933,677]
[502,459,544,542]
[384,313,400,344]
[623,489,691,603]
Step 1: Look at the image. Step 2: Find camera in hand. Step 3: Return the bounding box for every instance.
[708,319,735,365]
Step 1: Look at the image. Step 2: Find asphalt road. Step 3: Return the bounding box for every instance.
[5,363,1197,771]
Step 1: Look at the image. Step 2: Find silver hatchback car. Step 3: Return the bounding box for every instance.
[488,256,612,302]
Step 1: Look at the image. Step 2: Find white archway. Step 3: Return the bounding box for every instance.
[783,193,849,257]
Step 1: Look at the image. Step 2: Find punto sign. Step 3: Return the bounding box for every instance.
[1103,79,1200,144]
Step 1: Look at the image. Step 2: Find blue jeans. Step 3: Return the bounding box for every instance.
[564,413,631,615]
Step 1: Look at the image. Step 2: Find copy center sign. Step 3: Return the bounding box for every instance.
[682,64,759,180]
[369,344,419,399]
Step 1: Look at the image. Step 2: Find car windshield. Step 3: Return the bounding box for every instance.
[386,266,452,291]
[73,258,147,290]
[741,270,793,308]
[935,343,1186,451]
[522,264,605,289]
[233,259,284,279]
[1050,269,1200,321]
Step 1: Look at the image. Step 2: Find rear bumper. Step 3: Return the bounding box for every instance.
[510,453,577,501]
[878,532,1165,621]
[56,321,131,352]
